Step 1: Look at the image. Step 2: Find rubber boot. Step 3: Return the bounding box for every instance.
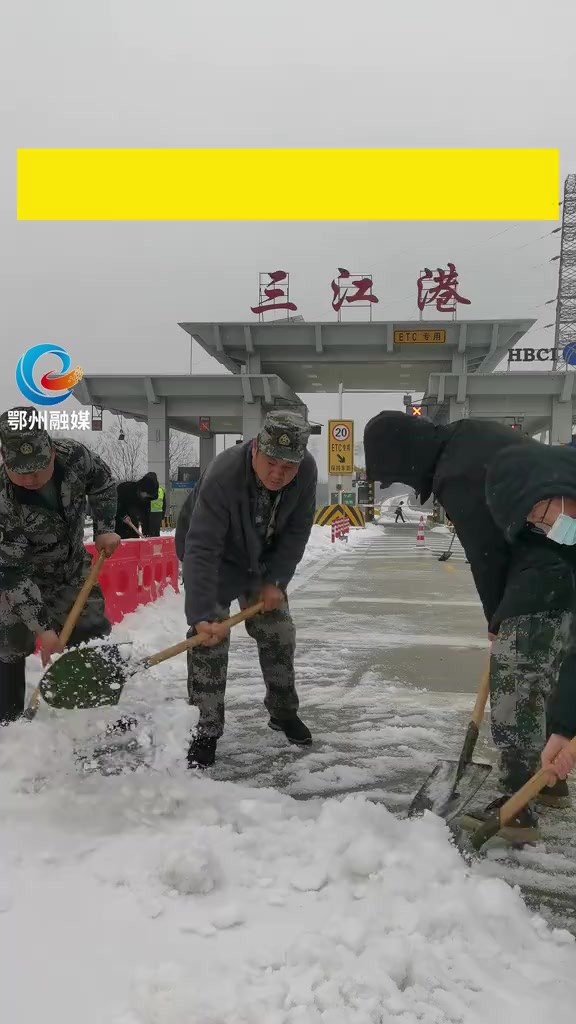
[268,714,312,746]
[0,659,26,724]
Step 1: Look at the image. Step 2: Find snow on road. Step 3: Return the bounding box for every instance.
[2,525,576,1023]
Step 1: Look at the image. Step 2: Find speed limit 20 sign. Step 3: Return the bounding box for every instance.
[328,419,354,475]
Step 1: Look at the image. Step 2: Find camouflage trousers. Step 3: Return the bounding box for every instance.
[187,595,298,739]
[0,575,111,664]
[490,610,572,793]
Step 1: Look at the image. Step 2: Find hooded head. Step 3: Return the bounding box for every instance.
[364,411,448,504]
[137,471,159,501]
[486,442,576,543]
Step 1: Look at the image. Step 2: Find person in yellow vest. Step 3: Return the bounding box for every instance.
[144,474,166,536]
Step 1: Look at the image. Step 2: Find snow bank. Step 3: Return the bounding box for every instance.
[2,736,575,1024]
[299,524,372,566]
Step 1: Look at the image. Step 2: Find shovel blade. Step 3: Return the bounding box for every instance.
[39,644,128,710]
[408,759,492,821]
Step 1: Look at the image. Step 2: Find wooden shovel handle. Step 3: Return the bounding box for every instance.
[143,601,266,668]
[470,665,491,729]
[59,550,107,646]
[499,735,576,827]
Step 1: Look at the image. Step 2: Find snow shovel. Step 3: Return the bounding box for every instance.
[407,664,492,821]
[23,550,108,721]
[36,602,265,711]
[438,530,456,562]
[455,736,576,855]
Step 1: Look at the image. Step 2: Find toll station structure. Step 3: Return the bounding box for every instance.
[77,317,576,499]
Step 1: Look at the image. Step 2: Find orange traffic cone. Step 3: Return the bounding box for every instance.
[416,515,426,548]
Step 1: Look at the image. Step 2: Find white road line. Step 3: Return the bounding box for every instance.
[337,597,481,607]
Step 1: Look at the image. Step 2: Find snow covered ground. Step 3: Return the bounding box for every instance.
[3,525,576,1023]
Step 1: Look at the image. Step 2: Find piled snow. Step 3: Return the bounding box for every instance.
[299,524,372,565]
[2,525,576,1022]
[2,729,575,1023]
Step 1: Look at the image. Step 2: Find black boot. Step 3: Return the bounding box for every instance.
[268,714,312,746]
[0,659,26,724]
[187,732,217,769]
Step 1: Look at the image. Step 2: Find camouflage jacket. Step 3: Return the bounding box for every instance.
[0,439,116,633]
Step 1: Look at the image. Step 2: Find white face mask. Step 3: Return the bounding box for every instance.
[546,499,576,546]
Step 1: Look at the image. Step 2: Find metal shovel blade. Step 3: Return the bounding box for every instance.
[408,759,492,822]
[39,644,128,710]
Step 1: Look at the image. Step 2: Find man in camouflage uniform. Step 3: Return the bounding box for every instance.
[364,411,576,844]
[489,612,571,796]
[0,407,121,723]
[176,410,317,768]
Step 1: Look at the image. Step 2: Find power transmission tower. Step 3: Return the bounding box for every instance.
[554,174,576,370]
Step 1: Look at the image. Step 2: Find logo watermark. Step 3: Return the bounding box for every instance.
[6,409,90,431]
[16,343,83,406]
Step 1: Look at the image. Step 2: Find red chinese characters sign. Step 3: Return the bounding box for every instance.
[249,264,471,320]
[417,263,470,316]
[331,268,379,320]
[251,270,298,319]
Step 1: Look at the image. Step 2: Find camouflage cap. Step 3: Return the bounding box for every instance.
[0,407,53,474]
[256,410,311,464]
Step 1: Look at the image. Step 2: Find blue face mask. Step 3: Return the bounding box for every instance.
[546,500,576,546]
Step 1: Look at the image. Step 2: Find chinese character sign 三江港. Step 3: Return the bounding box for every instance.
[7,409,91,431]
[250,266,470,320]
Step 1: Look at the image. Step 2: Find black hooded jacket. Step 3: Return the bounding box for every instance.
[364,411,573,632]
[115,471,159,539]
[487,443,576,737]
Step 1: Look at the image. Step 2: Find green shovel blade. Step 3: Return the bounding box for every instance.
[39,644,128,710]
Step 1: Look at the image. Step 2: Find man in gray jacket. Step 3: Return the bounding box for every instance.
[176,410,317,768]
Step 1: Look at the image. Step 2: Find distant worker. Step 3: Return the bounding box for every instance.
[176,410,317,770]
[145,473,166,536]
[394,501,406,523]
[115,472,159,539]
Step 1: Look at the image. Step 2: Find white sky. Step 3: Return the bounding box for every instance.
[1,0,575,476]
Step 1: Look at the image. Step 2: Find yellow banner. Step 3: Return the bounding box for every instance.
[17,148,558,221]
[394,330,447,344]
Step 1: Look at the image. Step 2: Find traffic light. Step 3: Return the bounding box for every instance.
[411,404,423,417]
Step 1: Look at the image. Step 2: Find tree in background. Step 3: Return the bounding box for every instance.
[85,422,199,481]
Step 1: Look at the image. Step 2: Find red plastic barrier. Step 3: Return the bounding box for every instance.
[34,537,179,649]
[134,537,179,607]
[89,538,142,624]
